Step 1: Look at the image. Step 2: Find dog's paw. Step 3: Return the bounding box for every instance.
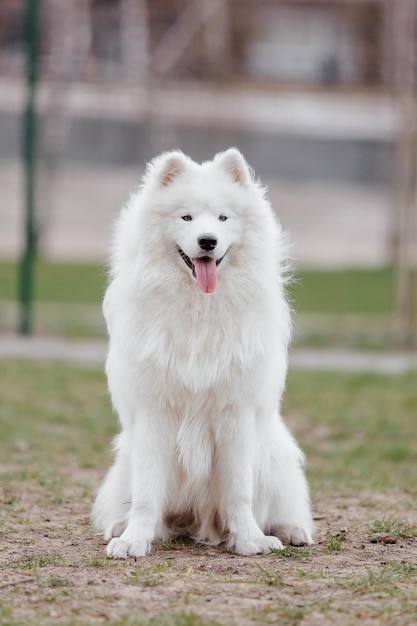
[271,524,314,547]
[234,535,284,555]
[106,537,150,559]
[103,520,127,541]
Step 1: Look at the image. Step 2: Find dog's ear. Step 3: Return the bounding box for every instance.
[216,148,251,186]
[157,152,188,187]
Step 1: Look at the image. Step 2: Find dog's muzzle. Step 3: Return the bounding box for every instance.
[177,246,226,277]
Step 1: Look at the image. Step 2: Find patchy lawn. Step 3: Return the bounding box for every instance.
[1,362,416,625]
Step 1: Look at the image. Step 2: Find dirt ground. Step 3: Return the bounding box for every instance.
[1,470,417,626]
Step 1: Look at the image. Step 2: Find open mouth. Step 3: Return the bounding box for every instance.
[177,246,226,277]
[177,246,227,293]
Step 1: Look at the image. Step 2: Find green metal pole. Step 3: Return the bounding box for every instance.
[19,0,40,335]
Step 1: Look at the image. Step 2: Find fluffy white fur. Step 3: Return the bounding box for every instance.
[92,148,313,558]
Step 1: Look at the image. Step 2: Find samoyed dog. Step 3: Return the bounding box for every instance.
[92,148,313,558]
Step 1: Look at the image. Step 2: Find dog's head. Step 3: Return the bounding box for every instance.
[144,148,254,293]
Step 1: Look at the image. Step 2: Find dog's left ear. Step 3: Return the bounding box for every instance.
[216,148,251,186]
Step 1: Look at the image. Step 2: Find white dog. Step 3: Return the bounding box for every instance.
[92,148,313,558]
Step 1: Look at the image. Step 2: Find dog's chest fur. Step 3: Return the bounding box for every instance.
[127,283,267,395]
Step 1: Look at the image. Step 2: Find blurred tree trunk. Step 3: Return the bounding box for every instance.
[392,0,417,347]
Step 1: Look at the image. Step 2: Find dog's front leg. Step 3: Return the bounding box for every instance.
[217,412,284,556]
[106,417,170,559]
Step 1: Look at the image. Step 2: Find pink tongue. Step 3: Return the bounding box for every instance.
[192,257,217,293]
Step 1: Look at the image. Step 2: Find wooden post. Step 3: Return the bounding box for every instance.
[392,0,417,346]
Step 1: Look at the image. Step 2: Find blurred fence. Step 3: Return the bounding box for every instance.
[0,0,416,343]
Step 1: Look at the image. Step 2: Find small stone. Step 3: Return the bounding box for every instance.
[369,532,397,544]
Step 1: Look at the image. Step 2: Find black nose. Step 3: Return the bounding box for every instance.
[198,233,217,251]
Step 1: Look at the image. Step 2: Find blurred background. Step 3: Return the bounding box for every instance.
[0,0,416,348]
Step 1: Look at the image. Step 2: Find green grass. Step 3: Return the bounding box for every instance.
[125,562,174,588]
[255,564,284,586]
[284,369,417,492]
[289,267,394,315]
[1,364,416,492]
[269,546,310,559]
[337,561,417,595]
[1,362,416,500]
[0,260,393,313]
[0,360,114,472]
[321,530,347,553]
[0,260,397,346]
[0,260,107,338]
[369,518,417,539]
[0,260,107,304]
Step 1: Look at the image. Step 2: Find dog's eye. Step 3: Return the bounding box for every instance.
[219,215,228,222]
[181,214,192,221]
